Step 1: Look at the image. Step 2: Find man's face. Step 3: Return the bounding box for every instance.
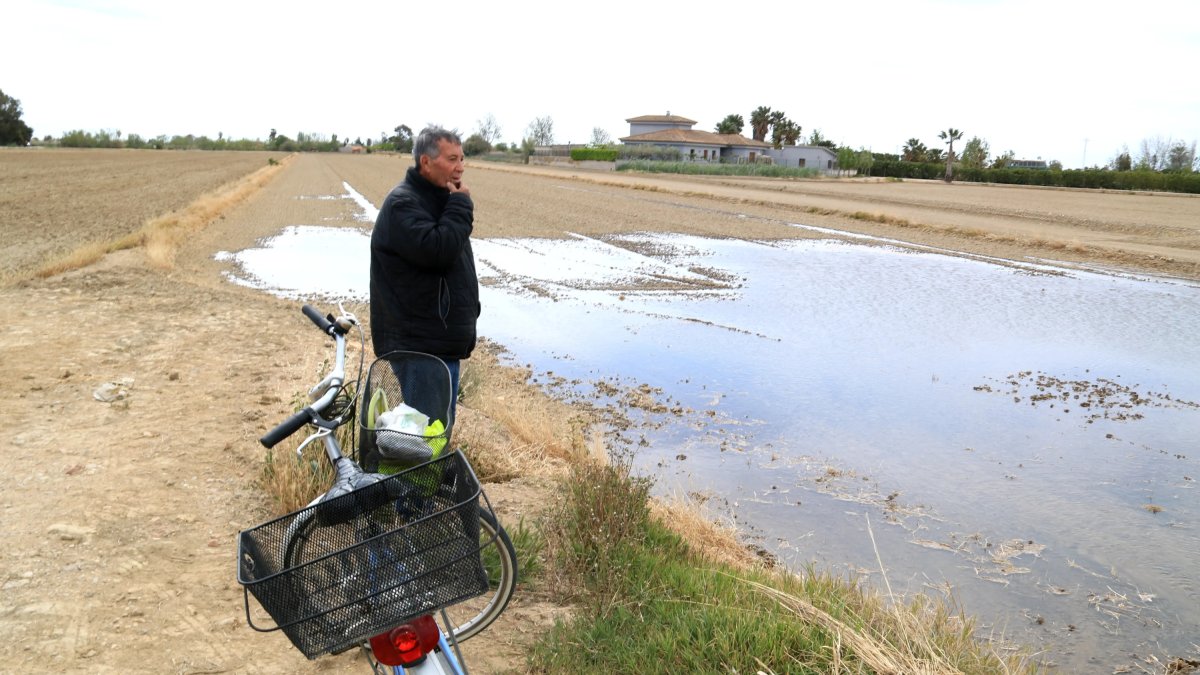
[420,139,465,188]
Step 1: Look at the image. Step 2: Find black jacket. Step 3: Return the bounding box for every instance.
[370,167,480,359]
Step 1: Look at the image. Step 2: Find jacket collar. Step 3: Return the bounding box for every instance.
[406,166,448,194]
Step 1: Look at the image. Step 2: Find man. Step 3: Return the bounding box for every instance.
[370,126,479,440]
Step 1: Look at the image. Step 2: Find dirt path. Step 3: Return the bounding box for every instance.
[2,152,1198,674]
[0,155,549,674]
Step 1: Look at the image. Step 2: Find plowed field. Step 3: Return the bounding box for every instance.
[1,149,1198,674]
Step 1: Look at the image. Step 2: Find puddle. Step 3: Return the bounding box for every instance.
[220,184,1200,672]
[478,234,1200,671]
[216,225,370,300]
[215,182,375,299]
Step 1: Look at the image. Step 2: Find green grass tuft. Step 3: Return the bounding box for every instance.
[530,453,1040,674]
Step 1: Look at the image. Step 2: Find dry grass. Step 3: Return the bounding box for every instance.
[262,439,338,515]
[258,343,344,514]
[649,493,765,570]
[744,574,1026,675]
[457,341,780,574]
[451,406,539,483]
[258,305,367,514]
[456,340,590,481]
[142,160,284,268]
[26,157,287,281]
[25,241,116,280]
[734,518,1035,673]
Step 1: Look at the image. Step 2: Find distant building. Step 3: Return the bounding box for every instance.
[621,114,771,163]
[1008,159,1049,170]
[619,113,837,170]
[768,145,839,171]
[626,114,699,136]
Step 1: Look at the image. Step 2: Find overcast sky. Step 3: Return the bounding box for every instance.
[7,0,1198,168]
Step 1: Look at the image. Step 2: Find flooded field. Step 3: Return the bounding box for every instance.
[221,182,1200,673]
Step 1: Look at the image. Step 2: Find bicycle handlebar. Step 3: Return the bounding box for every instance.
[260,407,314,448]
[258,304,355,448]
[302,304,336,335]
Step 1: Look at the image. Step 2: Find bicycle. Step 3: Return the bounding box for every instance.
[237,304,518,674]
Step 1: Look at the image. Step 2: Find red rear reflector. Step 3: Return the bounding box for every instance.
[392,624,420,656]
[369,614,440,666]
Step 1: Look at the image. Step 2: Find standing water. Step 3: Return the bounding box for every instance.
[220,182,1200,673]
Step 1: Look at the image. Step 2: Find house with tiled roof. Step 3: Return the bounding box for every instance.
[621,114,771,163]
[620,113,838,170]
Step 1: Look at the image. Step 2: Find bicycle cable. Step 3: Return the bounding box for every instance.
[337,301,368,461]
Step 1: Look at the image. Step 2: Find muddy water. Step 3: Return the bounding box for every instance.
[220,187,1200,673]
[474,233,1199,671]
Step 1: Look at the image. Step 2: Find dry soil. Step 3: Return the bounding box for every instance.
[1,150,1198,674]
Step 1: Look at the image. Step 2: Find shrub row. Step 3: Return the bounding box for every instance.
[870,160,1200,194]
[617,145,683,162]
[569,147,619,161]
[617,160,820,178]
[54,130,341,153]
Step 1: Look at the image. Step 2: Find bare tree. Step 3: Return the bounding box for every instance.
[475,113,502,144]
[526,116,554,146]
[1136,136,1173,171]
[590,127,612,147]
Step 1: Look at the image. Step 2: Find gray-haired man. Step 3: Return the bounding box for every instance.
[369,126,480,445]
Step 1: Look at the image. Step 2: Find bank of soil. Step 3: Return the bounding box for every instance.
[1,150,1197,674]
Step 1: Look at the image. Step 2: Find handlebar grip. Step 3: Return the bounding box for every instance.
[260,407,313,448]
[302,304,335,335]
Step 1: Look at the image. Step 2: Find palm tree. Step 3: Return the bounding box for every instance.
[768,110,788,149]
[767,119,801,148]
[938,128,963,182]
[902,138,927,162]
[782,121,802,147]
[750,106,772,142]
[715,114,744,135]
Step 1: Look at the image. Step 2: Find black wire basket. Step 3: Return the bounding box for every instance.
[237,451,490,659]
[358,351,455,471]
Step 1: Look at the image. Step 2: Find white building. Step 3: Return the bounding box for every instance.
[620,113,838,170]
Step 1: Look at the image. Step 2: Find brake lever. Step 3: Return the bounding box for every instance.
[335,302,359,332]
[295,427,332,456]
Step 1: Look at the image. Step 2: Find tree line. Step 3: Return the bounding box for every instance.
[5,85,1196,181]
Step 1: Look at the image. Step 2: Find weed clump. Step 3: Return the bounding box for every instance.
[545,453,652,613]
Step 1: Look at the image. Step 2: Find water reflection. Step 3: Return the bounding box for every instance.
[476,233,1200,671]
[220,194,1200,671]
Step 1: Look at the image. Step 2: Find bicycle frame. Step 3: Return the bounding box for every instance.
[247,304,473,675]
